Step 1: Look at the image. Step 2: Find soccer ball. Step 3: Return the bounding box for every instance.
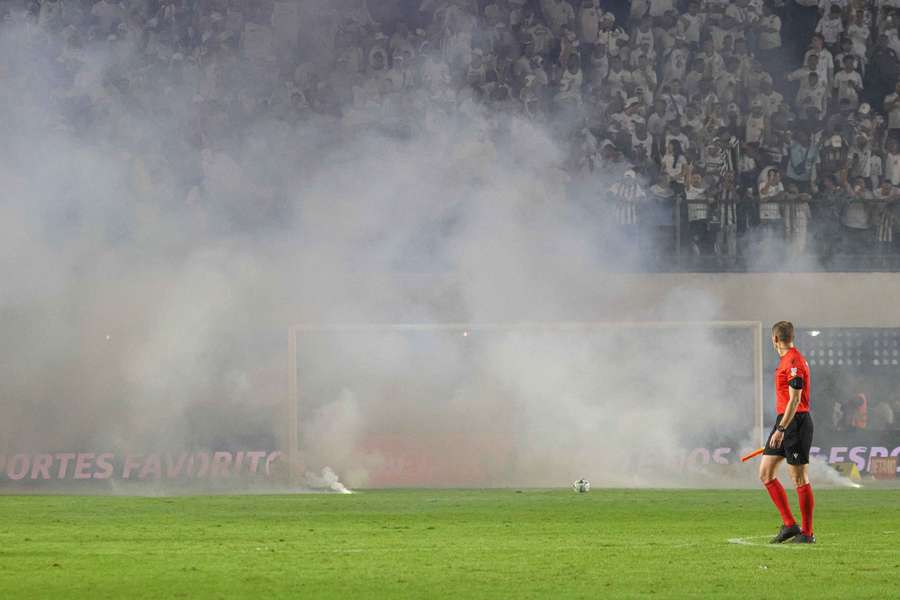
[572,479,590,493]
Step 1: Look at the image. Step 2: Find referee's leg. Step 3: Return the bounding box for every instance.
[785,415,816,540]
[758,454,783,484]
[785,463,809,487]
[786,462,815,540]
[759,455,798,534]
[785,422,816,543]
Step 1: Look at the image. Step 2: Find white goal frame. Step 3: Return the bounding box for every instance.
[286,321,765,480]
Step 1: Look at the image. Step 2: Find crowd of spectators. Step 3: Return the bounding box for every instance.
[6,1,900,265]
[832,391,899,430]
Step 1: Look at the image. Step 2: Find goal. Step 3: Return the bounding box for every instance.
[285,322,764,486]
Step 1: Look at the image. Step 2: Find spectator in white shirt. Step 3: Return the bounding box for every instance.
[847,10,870,68]
[699,38,725,79]
[654,13,678,55]
[555,53,584,107]
[798,71,829,118]
[885,139,900,186]
[596,13,628,56]
[834,56,864,110]
[883,82,900,134]
[684,58,706,98]
[804,34,834,85]
[783,183,812,256]
[685,170,712,254]
[849,133,883,189]
[661,139,688,192]
[758,166,786,239]
[872,180,898,252]
[756,3,782,56]
[835,37,864,79]
[544,0,576,36]
[605,55,632,98]
[665,80,688,120]
[587,42,608,83]
[633,16,655,52]
[788,53,820,87]
[677,1,704,46]
[745,100,767,145]
[665,119,691,152]
[815,5,845,48]
[842,177,873,253]
[709,16,741,52]
[754,79,784,118]
[759,167,785,199]
[631,120,654,165]
[661,37,690,84]
[576,0,601,45]
[647,100,670,156]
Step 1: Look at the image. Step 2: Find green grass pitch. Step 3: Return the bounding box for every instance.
[1,488,898,599]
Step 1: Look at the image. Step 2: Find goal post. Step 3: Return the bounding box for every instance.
[285,321,765,485]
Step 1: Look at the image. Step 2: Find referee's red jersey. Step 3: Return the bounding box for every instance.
[775,347,811,414]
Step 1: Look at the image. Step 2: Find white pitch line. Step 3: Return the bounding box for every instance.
[727,534,814,547]
[727,536,896,554]
[727,537,758,546]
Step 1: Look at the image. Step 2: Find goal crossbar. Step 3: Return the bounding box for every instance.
[291,321,762,332]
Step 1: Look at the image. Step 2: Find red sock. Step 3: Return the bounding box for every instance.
[797,483,815,536]
[764,479,797,527]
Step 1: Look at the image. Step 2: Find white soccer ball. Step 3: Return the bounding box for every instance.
[572,479,590,493]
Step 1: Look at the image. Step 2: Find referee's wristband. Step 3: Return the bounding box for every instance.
[776,425,786,433]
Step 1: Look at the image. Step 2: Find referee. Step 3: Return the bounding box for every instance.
[759,321,816,544]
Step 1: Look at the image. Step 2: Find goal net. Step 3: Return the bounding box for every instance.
[286,322,764,487]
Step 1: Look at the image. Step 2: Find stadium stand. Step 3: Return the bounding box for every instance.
[5,0,900,271]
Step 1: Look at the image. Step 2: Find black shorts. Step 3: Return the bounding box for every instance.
[764,412,814,465]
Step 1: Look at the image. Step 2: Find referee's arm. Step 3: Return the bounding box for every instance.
[771,381,803,448]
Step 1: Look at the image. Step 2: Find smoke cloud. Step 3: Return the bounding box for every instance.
[0,4,787,491]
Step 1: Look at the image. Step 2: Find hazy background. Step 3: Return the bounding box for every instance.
[0,1,774,489]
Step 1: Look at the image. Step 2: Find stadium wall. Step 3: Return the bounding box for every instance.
[389,273,900,327]
[595,273,900,328]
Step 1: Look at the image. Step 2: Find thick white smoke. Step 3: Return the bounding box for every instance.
[1,6,765,490]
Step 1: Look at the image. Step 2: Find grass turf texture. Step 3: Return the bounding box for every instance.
[1,489,898,599]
